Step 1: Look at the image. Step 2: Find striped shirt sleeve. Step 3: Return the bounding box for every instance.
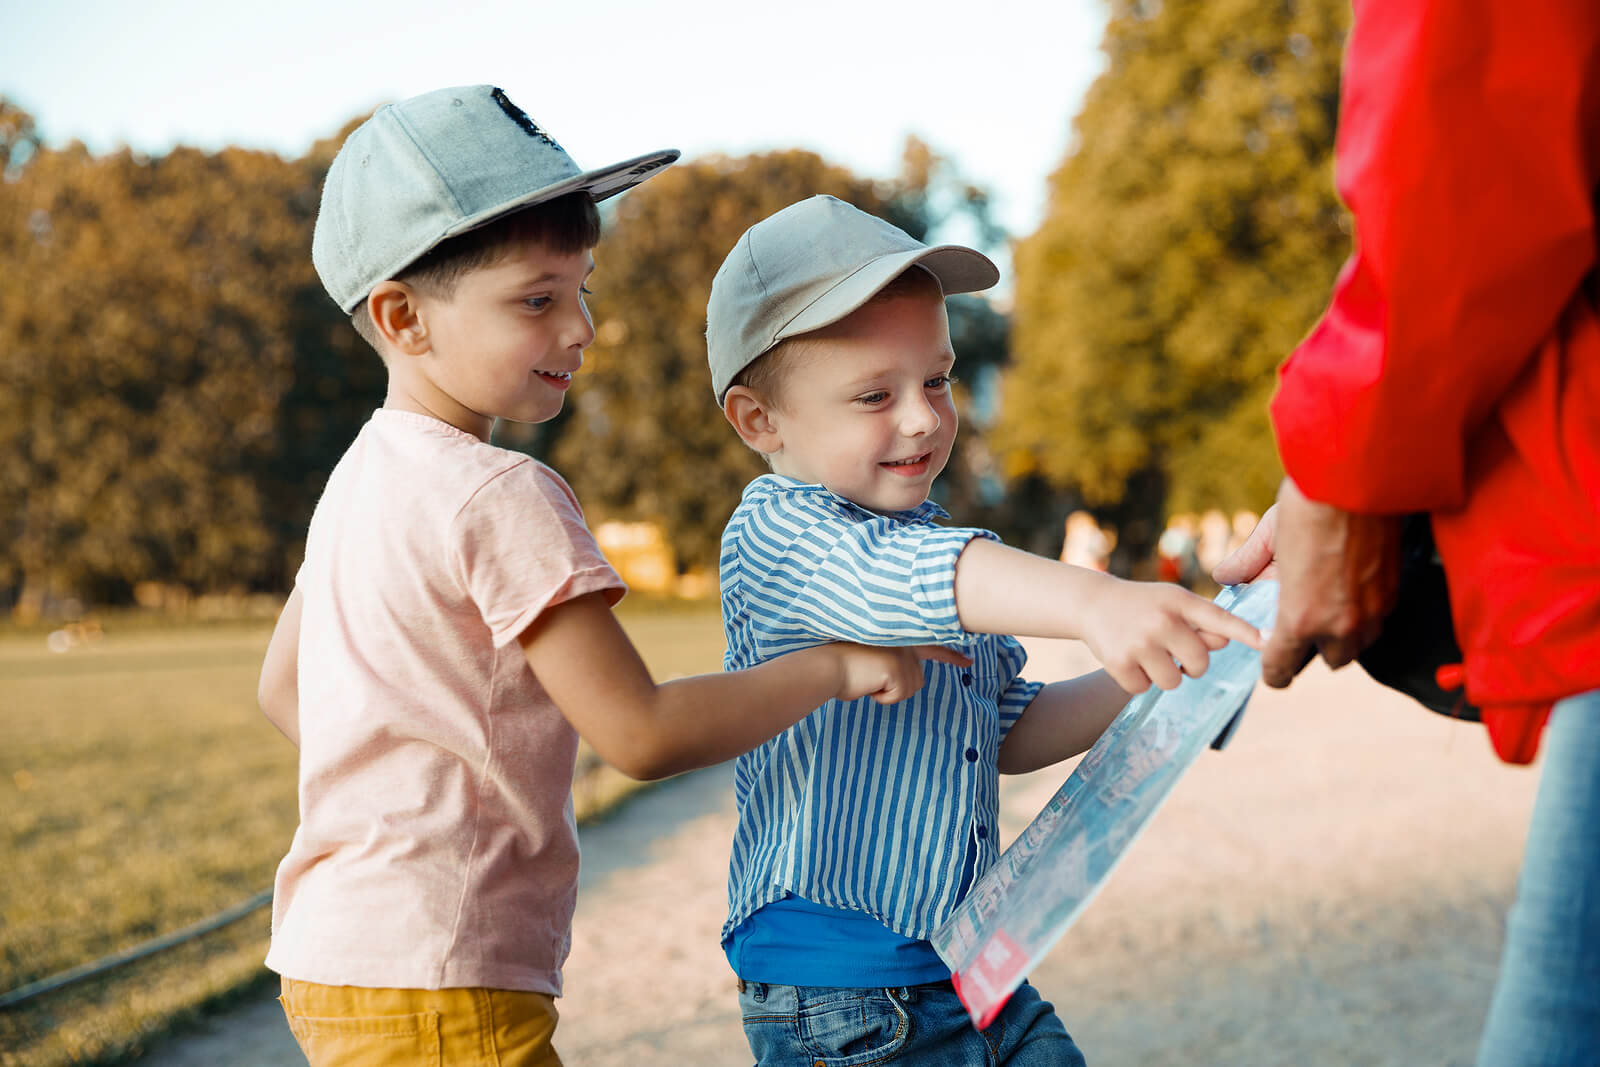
[729,487,994,660]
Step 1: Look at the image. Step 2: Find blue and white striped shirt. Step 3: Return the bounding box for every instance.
[720,475,1043,943]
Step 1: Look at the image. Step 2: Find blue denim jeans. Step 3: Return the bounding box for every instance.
[1477,687,1600,1066]
[737,978,1086,1066]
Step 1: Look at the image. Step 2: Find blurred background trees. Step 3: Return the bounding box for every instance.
[0,0,1361,613]
[0,102,377,615]
[995,0,1351,563]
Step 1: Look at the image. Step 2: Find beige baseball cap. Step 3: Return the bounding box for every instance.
[705,195,1000,401]
[314,84,678,313]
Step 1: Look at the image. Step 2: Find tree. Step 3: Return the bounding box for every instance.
[994,0,1352,554]
[545,146,1011,572]
[0,123,380,611]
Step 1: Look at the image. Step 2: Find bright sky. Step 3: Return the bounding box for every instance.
[3,0,1107,261]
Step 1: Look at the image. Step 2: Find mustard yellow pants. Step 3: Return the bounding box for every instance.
[278,977,562,1067]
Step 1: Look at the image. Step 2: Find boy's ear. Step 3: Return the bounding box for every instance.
[722,386,783,455]
[367,281,429,355]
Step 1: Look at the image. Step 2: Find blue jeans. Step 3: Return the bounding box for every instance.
[737,978,1086,1066]
[1478,687,1600,1066]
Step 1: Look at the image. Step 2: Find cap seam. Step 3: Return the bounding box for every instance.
[775,252,909,339]
[390,108,469,221]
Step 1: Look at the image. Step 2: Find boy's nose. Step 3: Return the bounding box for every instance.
[899,396,941,436]
[567,301,596,350]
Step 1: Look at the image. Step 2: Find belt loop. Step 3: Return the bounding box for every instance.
[753,981,767,1003]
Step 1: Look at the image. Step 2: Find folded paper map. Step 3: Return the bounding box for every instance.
[932,581,1280,1027]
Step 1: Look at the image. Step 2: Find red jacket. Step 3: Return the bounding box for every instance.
[1270,0,1600,764]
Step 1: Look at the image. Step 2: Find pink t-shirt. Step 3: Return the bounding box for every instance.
[266,410,623,995]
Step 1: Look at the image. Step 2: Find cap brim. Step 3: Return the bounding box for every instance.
[778,244,999,342]
[443,148,680,240]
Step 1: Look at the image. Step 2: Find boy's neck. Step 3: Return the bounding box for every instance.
[383,381,494,442]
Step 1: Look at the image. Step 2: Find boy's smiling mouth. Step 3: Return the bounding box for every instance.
[534,370,573,382]
[881,452,933,474]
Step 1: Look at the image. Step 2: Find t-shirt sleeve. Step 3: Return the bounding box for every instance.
[453,461,625,647]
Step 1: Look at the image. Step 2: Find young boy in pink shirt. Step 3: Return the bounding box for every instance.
[255,86,958,1067]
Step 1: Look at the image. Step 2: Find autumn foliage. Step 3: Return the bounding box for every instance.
[3,1,1360,613]
[997,0,1352,540]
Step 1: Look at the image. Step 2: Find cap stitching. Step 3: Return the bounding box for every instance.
[390,107,469,221]
[776,252,910,339]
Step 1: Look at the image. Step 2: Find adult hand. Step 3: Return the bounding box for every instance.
[1212,505,1279,585]
[1248,478,1403,688]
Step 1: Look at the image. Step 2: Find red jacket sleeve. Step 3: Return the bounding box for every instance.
[1271,0,1600,513]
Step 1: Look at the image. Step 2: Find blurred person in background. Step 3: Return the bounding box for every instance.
[1060,510,1113,572]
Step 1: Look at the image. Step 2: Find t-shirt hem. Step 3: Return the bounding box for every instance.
[265,947,561,998]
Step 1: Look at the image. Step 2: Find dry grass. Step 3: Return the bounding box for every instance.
[0,598,727,1066]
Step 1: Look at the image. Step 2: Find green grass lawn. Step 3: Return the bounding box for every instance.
[0,598,726,1066]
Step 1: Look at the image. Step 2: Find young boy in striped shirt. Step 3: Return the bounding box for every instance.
[706,196,1263,1065]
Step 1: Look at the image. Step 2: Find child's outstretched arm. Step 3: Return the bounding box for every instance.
[258,587,303,747]
[996,671,1132,774]
[518,591,969,781]
[953,538,1262,695]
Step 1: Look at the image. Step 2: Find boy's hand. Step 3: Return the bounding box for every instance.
[829,643,973,705]
[1079,578,1263,695]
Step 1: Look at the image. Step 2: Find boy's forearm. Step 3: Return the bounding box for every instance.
[625,648,844,779]
[522,594,858,782]
[953,538,1112,640]
[996,670,1130,774]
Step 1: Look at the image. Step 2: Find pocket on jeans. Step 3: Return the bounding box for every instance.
[281,1003,442,1067]
[797,989,910,1065]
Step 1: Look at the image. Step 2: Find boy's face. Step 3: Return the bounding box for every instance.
[401,238,595,439]
[761,293,958,514]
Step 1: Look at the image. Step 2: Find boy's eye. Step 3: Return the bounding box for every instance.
[926,374,955,391]
[856,391,889,405]
[525,296,552,311]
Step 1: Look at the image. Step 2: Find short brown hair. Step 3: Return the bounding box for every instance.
[351,191,602,350]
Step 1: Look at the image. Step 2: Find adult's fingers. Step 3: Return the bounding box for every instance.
[1317,616,1385,671]
[1261,626,1315,688]
[1212,505,1278,586]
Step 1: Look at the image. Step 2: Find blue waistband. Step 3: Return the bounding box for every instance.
[724,895,951,987]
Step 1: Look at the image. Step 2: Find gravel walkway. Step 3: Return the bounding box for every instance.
[142,641,1539,1066]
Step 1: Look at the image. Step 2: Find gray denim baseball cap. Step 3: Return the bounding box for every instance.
[314,84,679,313]
[706,195,999,401]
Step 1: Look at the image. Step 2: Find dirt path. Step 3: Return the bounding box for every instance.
[144,641,1539,1066]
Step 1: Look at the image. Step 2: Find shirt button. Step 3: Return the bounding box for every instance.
[961,672,974,686]
[965,747,978,762]
[976,825,989,840]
